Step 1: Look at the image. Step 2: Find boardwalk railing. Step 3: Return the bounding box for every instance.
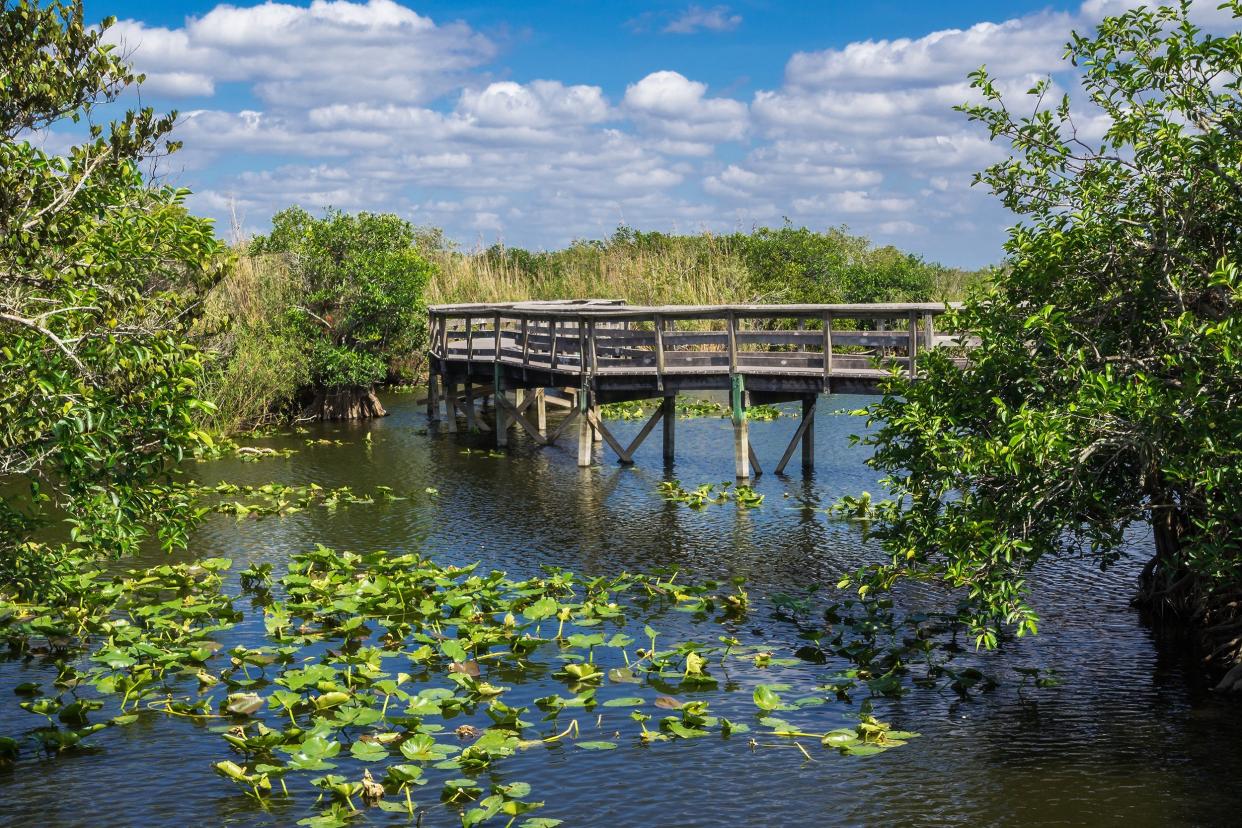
[428,300,964,384]
[425,300,969,477]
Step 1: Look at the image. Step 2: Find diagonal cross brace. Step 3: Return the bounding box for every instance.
[774,399,816,475]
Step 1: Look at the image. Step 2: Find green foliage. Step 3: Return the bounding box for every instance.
[434,223,983,308]
[860,2,1242,646]
[0,0,224,585]
[0,537,919,823]
[735,223,947,304]
[252,206,434,391]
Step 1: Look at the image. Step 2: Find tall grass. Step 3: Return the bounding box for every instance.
[427,233,750,307]
[194,249,309,431]
[426,226,987,308]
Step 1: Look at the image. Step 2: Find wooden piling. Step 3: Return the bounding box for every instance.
[494,363,508,447]
[577,388,592,467]
[535,389,547,434]
[731,373,749,479]
[444,379,458,433]
[464,382,479,431]
[801,396,816,470]
[426,371,440,421]
[662,394,676,463]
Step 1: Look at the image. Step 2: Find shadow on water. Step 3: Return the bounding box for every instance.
[1,392,1240,827]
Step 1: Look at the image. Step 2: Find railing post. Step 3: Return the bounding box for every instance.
[727,311,738,373]
[653,313,665,391]
[908,310,918,377]
[578,315,587,376]
[465,314,473,362]
[587,318,598,375]
[822,311,833,389]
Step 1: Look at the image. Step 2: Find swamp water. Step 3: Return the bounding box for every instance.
[1,393,1240,827]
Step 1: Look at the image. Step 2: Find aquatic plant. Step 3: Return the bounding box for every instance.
[0,544,922,826]
[658,480,765,509]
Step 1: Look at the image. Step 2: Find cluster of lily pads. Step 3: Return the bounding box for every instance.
[599,398,789,422]
[0,540,932,826]
[192,432,300,463]
[658,480,765,509]
[184,481,432,520]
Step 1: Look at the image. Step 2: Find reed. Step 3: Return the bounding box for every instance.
[427,233,751,307]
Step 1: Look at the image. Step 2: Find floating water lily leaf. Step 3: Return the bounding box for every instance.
[575,740,617,750]
[752,685,782,711]
[664,722,708,739]
[349,740,388,762]
[843,743,885,756]
[401,734,455,762]
[821,729,858,747]
[441,640,468,662]
[521,820,564,828]
[524,597,559,621]
[607,667,640,684]
[225,692,264,716]
[602,697,645,707]
[384,764,424,785]
[654,696,683,709]
[450,660,481,677]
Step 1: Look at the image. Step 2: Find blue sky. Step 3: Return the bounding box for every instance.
[76,1,1225,267]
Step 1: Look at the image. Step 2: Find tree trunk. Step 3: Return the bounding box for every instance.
[302,386,387,420]
[1135,500,1242,688]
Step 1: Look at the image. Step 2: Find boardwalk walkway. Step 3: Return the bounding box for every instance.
[426,300,967,477]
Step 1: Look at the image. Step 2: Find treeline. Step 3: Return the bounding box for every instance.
[199,220,987,431]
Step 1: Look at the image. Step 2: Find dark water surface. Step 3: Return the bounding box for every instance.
[2,393,1239,827]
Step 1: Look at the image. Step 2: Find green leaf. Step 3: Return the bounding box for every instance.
[752,684,782,711]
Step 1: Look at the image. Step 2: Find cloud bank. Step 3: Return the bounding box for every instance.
[97,0,1233,266]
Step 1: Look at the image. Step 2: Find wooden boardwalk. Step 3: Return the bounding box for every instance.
[426,300,968,478]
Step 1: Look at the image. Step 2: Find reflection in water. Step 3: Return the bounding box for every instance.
[0,393,1239,827]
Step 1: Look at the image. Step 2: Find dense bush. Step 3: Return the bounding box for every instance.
[859,3,1242,677]
[199,207,434,425]
[0,0,224,589]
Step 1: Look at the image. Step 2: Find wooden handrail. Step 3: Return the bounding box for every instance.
[428,300,968,380]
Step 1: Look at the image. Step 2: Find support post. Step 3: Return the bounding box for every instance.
[801,396,816,470]
[426,370,440,421]
[577,387,592,467]
[444,378,458,433]
[464,381,479,431]
[535,389,547,434]
[731,373,749,479]
[661,394,676,463]
[494,363,508,447]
